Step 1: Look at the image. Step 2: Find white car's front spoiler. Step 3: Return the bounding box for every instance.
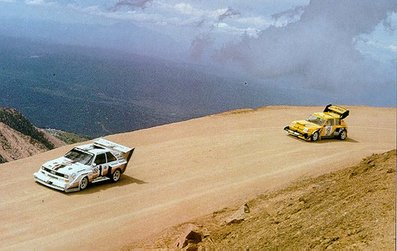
[33,171,79,192]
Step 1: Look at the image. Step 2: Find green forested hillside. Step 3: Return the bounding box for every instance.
[0,107,54,149]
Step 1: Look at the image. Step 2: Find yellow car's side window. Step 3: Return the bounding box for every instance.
[326,119,335,126]
[325,125,332,136]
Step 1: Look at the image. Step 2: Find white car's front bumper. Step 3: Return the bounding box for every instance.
[34,171,79,192]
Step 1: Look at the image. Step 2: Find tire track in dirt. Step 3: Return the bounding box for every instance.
[4,149,358,250]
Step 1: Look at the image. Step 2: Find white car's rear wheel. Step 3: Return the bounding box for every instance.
[79,177,88,190]
[112,169,121,182]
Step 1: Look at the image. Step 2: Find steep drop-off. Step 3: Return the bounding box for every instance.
[0,108,55,162]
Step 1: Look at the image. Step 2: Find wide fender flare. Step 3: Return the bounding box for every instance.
[312,129,321,140]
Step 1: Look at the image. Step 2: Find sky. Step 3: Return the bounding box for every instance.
[0,0,396,105]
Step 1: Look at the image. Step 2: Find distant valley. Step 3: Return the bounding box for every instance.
[0,36,303,137]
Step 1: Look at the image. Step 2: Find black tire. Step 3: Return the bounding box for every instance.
[311,131,320,142]
[339,129,347,140]
[111,169,121,183]
[79,176,89,191]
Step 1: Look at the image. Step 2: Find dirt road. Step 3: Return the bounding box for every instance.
[0,106,395,250]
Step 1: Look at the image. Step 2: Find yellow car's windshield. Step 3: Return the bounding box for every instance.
[308,115,324,126]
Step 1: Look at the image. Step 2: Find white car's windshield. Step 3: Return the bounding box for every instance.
[65,149,93,165]
[307,115,324,126]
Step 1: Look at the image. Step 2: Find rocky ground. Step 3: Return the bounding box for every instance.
[133,149,396,250]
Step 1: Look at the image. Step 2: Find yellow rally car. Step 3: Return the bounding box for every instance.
[284,104,349,141]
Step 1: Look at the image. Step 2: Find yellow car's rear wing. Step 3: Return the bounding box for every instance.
[324,104,349,119]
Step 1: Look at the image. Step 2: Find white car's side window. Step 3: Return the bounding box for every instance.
[106,152,117,163]
[95,153,107,165]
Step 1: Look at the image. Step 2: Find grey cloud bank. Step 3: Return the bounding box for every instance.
[215,0,397,105]
[0,0,396,106]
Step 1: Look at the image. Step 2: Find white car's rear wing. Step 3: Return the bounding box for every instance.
[94,138,134,162]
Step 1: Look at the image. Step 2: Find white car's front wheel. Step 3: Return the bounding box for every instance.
[79,177,89,190]
[112,170,121,182]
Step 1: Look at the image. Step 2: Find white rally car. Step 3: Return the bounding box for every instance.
[34,138,134,192]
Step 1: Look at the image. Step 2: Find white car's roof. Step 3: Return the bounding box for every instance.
[73,138,131,157]
[89,148,108,155]
[75,143,109,155]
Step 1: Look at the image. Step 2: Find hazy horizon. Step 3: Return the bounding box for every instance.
[1,0,396,107]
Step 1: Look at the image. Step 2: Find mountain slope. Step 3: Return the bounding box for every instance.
[139,150,395,249]
[0,107,86,163]
[0,108,56,162]
[0,108,54,149]
[0,106,395,250]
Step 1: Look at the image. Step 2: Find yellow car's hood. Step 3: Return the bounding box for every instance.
[290,120,321,134]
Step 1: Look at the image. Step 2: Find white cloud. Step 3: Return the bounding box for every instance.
[25,0,49,5]
[8,0,312,48]
[355,11,397,62]
[213,22,260,37]
[271,5,305,27]
[18,0,281,37]
[236,16,271,28]
[174,2,196,15]
[388,44,397,52]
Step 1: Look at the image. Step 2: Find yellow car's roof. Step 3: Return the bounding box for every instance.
[313,112,341,119]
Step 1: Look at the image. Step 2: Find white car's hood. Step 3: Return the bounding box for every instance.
[42,157,89,175]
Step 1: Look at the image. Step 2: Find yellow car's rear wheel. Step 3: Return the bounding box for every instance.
[339,130,347,140]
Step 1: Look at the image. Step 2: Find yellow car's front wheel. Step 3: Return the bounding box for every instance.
[311,131,320,141]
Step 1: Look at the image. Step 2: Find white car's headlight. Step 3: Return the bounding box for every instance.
[70,173,77,179]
